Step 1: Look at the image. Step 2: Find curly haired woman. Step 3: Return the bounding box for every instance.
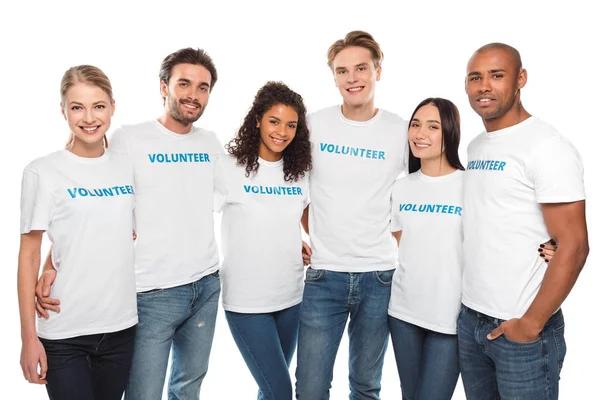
[214,81,312,400]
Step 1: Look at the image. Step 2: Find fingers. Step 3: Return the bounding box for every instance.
[39,300,61,313]
[302,241,312,255]
[35,300,49,319]
[40,351,48,381]
[487,324,504,340]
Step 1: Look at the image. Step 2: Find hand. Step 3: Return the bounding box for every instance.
[133,230,137,241]
[487,317,541,343]
[35,269,60,319]
[20,338,48,384]
[538,239,557,263]
[301,241,312,266]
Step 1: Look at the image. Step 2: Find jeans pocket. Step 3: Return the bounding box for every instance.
[552,324,567,372]
[137,288,165,297]
[375,269,394,285]
[305,267,324,282]
[502,333,542,346]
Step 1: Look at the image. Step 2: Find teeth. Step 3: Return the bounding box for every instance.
[183,103,198,109]
[271,136,285,144]
[479,99,491,102]
[415,143,430,148]
[83,126,99,131]
[348,87,362,92]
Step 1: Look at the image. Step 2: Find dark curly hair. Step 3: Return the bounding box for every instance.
[226,81,312,182]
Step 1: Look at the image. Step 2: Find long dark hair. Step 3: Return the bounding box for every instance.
[408,97,464,174]
[226,81,312,182]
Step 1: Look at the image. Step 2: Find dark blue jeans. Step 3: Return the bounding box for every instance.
[388,316,459,400]
[295,268,394,400]
[458,305,566,400]
[225,303,301,400]
[39,325,136,400]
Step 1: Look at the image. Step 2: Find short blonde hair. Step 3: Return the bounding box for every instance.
[327,30,384,69]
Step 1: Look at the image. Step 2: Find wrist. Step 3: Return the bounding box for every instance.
[520,313,545,334]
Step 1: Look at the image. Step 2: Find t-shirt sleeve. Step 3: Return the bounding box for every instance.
[527,136,586,204]
[390,186,402,232]
[213,155,227,213]
[108,127,130,156]
[20,168,55,233]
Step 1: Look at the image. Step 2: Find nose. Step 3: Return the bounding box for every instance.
[346,70,357,83]
[83,107,95,124]
[478,75,492,93]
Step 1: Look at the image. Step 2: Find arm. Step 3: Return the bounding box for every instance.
[489,201,589,341]
[35,248,59,318]
[17,231,48,384]
[301,205,309,235]
[392,230,402,246]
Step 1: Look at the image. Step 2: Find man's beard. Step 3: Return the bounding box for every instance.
[169,97,204,125]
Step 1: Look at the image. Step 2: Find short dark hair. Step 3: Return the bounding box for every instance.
[159,48,218,93]
[408,98,465,174]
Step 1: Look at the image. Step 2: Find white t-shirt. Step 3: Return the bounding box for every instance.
[110,120,222,291]
[463,117,585,320]
[215,155,309,313]
[388,170,464,334]
[308,106,408,272]
[20,150,137,340]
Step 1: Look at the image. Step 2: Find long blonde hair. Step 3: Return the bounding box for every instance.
[61,65,113,148]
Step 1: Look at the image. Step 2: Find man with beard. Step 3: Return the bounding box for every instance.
[35,48,223,400]
[459,43,589,399]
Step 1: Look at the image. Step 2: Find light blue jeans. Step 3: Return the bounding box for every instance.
[295,267,394,400]
[458,305,566,399]
[388,316,459,400]
[124,272,220,400]
[226,303,301,400]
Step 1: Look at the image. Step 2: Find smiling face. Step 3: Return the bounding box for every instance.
[332,46,380,109]
[408,103,444,163]
[62,82,114,147]
[465,47,527,130]
[162,63,212,126]
[257,104,298,162]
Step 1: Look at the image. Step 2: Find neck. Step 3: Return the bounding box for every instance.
[484,100,531,133]
[158,112,193,135]
[68,137,105,158]
[258,144,283,162]
[420,155,456,177]
[341,99,377,122]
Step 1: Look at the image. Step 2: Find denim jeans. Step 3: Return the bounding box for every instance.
[295,267,393,400]
[40,325,136,400]
[124,272,221,400]
[225,303,301,400]
[388,316,459,400]
[457,305,566,400]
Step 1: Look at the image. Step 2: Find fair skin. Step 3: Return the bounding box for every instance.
[301,45,382,239]
[391,103,456,245]
[18,82,113,383]
[158,63,212,134]
[332,46,381,122]
[466,47,589,343]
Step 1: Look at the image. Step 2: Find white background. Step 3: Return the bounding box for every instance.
[1,0,597,398]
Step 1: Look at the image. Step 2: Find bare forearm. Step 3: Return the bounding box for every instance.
[18,251,41,341]
[42,248,53,272]
[522,239,589,330]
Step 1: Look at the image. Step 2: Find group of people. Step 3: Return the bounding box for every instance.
[17,30,588,400]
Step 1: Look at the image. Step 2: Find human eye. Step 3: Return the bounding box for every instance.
[288,123,297,129]
[469,76,480,81]
[71,105,82,110]
[270,120,279,125]
[95,104,106,109]
[410,122,420,128]
[492,73,504,79]
[179,82,188,87]
[429,125,439,130]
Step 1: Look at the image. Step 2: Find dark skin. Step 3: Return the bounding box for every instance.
[466,46,589,342]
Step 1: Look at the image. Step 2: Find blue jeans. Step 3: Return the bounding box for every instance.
[295,267,393,400]
[225,303,301,400]
[457,305,566,400]
[40,325,136,400]
[388,317,459,400]
[124,272,221,400]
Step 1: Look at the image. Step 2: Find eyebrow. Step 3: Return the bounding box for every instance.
[412,117,441,124]
[467,68,506,77]
[69,101,108,106]
[268,115,298,123]
[177,78,210,88]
